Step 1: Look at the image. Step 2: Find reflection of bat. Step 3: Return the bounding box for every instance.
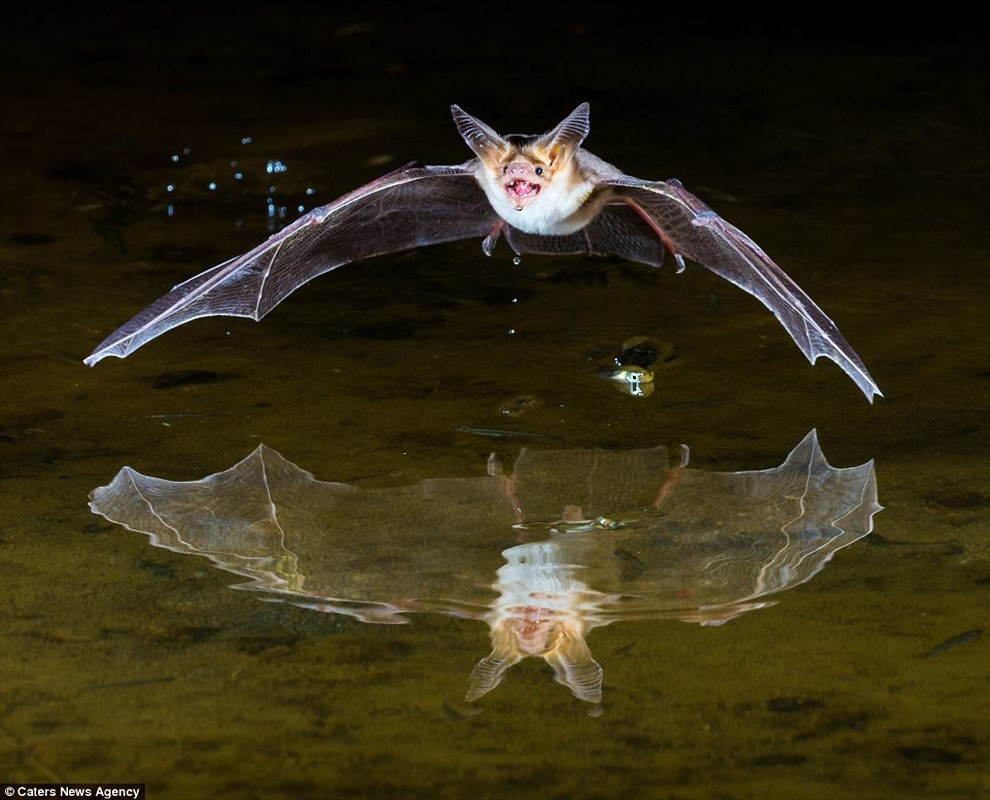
[84,104,881,401]
[89,430,882,704]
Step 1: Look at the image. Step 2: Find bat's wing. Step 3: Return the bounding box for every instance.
[505,178,881,402]
[85,163,496,365]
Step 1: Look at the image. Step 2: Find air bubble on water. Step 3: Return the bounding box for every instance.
[306,187,316,196]
[207,182,217,191]
[266,159,287,174]
[512,255,522,266]
[166,184,175,193]
[241,136,253,145]
[266,197,288,223]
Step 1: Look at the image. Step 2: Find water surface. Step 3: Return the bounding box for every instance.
[1,6,987,799]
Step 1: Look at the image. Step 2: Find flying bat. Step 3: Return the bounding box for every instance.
[84,103,882,402]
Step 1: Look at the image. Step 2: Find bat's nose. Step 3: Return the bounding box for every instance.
[505,161,536,177]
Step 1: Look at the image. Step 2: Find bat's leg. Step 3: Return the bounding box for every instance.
[497,471,536,542]
[618,198,687,273]
[650,445,690,509]
[488,453,526,524]
[501,475,524,524]
[482,219,506,256]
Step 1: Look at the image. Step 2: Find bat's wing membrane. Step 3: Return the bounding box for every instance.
[592,178,882,402]
[85,163,495,365]
[504,204,668,267]
[86,159,880,402]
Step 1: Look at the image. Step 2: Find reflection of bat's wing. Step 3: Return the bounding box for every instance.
[89,433,881,704]
[506,178,881,402]
[87,443,516,622]
[84,163,495,365]
[88,432,882,625]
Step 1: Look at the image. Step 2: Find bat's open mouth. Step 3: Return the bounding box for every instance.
[504,179,541,200]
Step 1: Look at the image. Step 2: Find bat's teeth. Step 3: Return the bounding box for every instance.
[505,179,540,199]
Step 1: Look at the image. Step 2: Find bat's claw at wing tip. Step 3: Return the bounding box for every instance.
[855,380,883,403]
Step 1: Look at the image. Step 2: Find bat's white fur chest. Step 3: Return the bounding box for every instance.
[474,163,602,236]
[474,149,621,236]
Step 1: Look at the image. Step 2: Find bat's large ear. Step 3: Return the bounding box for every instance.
[546,630,603,704]
[465,649,523,702]
[539,102,590,166]
[451,105,508,165]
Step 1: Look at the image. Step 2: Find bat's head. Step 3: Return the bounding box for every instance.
[451,103,591,213]
[466,608,603,704]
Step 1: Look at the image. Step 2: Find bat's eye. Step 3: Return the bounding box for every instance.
[502,165,509,174]
[535,167,543,176]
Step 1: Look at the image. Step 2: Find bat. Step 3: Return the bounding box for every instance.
[84,103,882,402]
[89,430,881,703]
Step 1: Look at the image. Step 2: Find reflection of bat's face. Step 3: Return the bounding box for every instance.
[506,606,562,654]
[468,608,603,704]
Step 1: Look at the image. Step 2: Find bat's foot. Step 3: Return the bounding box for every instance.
[482,220,506,256]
